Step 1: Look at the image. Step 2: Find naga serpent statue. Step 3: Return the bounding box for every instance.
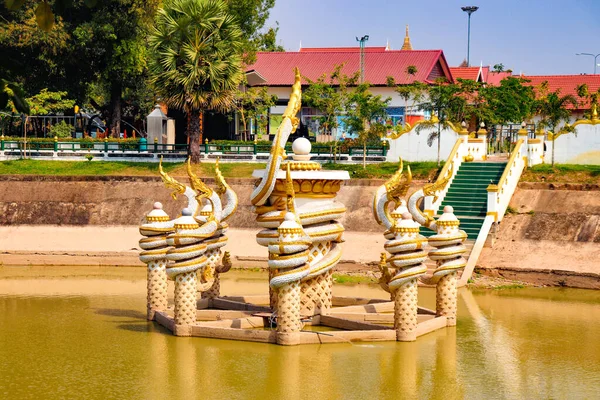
[406,163,453,232]
[267,164,312,345]
[252,67,346,316]
[372,160,428,341]
[139,158,202,320]
[404,163,467,326]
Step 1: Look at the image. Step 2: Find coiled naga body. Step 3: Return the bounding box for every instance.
[140,159,237,331]
[139,160,200,320]
[404,164,467,326]
[372,161,428,341]
[252,68,348,316]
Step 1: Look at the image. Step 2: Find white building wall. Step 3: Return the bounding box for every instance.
[545,124,600,164]
[385,128,459,162]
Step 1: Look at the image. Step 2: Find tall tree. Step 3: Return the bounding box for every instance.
[224,0,283,61]
[417,78,463,166]
[149,0,244,162]
[345,83,390,168]
[535,88,578,166]
[303,64,358,137]
[235,83,277,140]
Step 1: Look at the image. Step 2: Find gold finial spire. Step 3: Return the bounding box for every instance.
[401,24,413,51]
[284,163,296,214]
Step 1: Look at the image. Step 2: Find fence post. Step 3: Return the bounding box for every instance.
[154,137,158,153]
[205,138,209,154]
[1,135,4,151]
[54,136,58,152]
[253,137,257,155]
[104,137,108,153]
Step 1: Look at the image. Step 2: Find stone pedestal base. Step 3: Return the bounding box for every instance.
[174,270,198,327]
[269,268,278,311]
[276,332,300,346]
[300,269,333,316]
[436,271,458,326]
[201,274,220,300]
[394,279,418,341]
[277,281,302,334]
[147,260,168,320]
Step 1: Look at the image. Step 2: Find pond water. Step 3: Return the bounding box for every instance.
[1,266,599,399]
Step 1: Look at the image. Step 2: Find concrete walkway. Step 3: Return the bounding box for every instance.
[0,226,385,269]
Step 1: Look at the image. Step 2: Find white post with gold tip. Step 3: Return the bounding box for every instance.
[427,206,468,326]
[384,213,428,341]
[139,202,173,320]
[166,208,206,335]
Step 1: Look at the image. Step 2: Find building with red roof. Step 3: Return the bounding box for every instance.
[449,66,484,82]
[246,49,453,87]
[520,75,600,110]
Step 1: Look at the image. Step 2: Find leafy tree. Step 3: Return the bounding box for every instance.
[483,76,536,125]
[493,63,505,73]
[49,120,72,138]
[235,83,277,140]
[224,0,283,61]
[149,0,244,163]
[344,83,390,168]
[576,83,600,118]
[303,64,358,137]
[26,89,75,115]
[0,78,29,114]
[535,88,578,166]
[417,78,463,166]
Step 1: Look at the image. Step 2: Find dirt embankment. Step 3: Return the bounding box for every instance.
[1,175,599,289]
[478,187,600,289]
[0,175,415,232]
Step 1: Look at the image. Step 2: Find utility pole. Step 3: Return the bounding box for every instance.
[576,53,600,74]
[461,6,479,67]
[356,35,369,84]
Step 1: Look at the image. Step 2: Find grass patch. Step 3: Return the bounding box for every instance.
[492,284,525,290]
[505,205,518,214]
[323,161,441,180]
[0,159,441,180]
[522,164,600,184]
[0,159,265,178]
[332,273,376,285]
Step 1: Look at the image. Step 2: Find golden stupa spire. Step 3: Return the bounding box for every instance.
[401,25,413,51]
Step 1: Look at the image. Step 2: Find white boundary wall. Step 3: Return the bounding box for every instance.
[385,128,459,162]
[545,124,600,164]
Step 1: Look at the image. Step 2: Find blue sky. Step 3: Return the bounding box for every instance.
[266,0,600,75]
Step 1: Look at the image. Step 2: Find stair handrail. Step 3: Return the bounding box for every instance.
[424,138,466,215]
[486,138,525,223]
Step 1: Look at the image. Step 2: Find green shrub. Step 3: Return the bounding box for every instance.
[49,121,73,138]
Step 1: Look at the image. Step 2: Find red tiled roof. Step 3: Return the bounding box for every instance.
[486,71,512,86]
[299,47,387,53]
[449,67,480,81]
[481,66,490,83]
[521,75,600,109]
[247,50,452,86]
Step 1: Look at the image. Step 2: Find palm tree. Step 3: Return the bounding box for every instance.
[149,0,244,162]
[536,90,578,166]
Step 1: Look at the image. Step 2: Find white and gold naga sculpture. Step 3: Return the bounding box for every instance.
[403,164,467,326]
[425,206,467,326]
[268,164,312,345]
[139,158,237,333]
[139,159,201,320]
[406,164,453,232]
[252,67,349,317]
[373,161,428,341]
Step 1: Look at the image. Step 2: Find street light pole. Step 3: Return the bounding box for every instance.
[576,53,600,74]
[356,35,369,84]
[461,6,479,67]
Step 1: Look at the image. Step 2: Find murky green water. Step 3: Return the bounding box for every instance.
[1,266,599,399]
